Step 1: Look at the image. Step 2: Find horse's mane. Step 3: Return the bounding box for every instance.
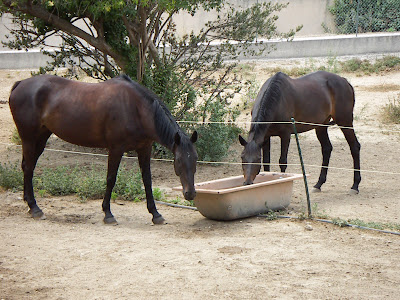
[251,72,286,136]
[118,75,188,149]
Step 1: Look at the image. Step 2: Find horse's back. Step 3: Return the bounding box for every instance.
[9,75,154,147]
[252,71,355,134]
[297,71,353,99]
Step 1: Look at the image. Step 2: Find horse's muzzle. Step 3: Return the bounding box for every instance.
[184,190,196,200]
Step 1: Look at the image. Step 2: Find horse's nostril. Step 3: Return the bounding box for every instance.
[184,191,196,200]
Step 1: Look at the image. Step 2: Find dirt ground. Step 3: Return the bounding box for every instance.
[0,59,400,299]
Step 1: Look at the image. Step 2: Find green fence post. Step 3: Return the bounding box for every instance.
[291,118,312,218]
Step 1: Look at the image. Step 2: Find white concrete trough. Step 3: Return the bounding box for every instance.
[173,172,303,221]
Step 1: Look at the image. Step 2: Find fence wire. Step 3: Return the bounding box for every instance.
[328,0,400,35]
[1,120,399,176]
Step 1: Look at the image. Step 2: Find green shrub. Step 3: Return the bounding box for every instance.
[329,0,400,34]
[113,167,145,201]
[0,162,157,203]
[152,188,164,201]
[75,167,106,200]
[374,56,400,71]
[10,128,22,145]
[381,94,400,123]
[195,123,240,162]
[190,97,241,162]
[341,58,365,72]
[340,56,400,74]
[0,162,23,191]
[36,166,78,196]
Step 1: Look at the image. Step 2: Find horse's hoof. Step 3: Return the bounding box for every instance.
[349,189,359,195]
[28,208,45,219]
[311,187,321,193]
[103,216,118,225]
[152,215,165,225]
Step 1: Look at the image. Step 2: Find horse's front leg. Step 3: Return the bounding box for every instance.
[102,148,123,224]
[138,148,165,224]
[279,133,291,173]
[262,137,271,171]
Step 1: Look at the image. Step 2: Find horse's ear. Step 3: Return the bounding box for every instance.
[190,131,198,143]
[174,132,181,145]
[239,135,247,146]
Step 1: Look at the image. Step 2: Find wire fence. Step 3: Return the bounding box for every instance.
[1,120,399,176]
[328,0,400,35]
[1,119,399,233]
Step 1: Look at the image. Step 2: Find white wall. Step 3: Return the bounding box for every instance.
[173,0,335,37]
[0,1,336,51]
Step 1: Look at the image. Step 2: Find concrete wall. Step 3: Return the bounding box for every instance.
[1,33,399,70]
[1,0,399,69]
[173,0,335,37]
[239,33,400,60]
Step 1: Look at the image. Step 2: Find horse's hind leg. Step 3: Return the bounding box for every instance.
[313,127,333,192]
[102,148,123,224]
[340,127,361,194]
[21,130,52,219]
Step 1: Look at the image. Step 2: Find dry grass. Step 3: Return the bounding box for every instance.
[360,84,400,93]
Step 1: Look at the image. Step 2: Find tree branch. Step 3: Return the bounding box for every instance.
[3,0,126,70]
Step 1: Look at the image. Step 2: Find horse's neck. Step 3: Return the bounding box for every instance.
[249,124,269,146]
[154,119,181,153]
[250,105,273,145]
[155,126,178,152]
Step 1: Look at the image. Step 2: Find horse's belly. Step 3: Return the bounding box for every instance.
[52,129,107,148]
[43,116,108,148]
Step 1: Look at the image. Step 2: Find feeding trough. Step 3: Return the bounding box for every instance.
[173,172,303,221]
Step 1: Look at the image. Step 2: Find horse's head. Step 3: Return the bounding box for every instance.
[173,131,198,200]
[239,135,261,185]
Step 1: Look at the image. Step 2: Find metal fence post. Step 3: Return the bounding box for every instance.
[291,118,312,218]
[356,0,360,36]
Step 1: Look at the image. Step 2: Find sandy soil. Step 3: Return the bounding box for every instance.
[0,62,400,299]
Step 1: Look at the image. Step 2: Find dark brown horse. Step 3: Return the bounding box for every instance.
[9,74,198,224]
[239,71,361,194]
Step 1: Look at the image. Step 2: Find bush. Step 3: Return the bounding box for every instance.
[340,56,400,74]
[74,167,107,200]
[189,98,241,162]
[36,166,78,196]
[10,128,22,145]
[329,0,400,34]
[0,162,23,191]
[113,166,145,201]
[381,94,400,123]
[0,162,156,202]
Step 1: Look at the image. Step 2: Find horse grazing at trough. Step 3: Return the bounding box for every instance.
[239,71,361,194]
[9,74,198,224]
